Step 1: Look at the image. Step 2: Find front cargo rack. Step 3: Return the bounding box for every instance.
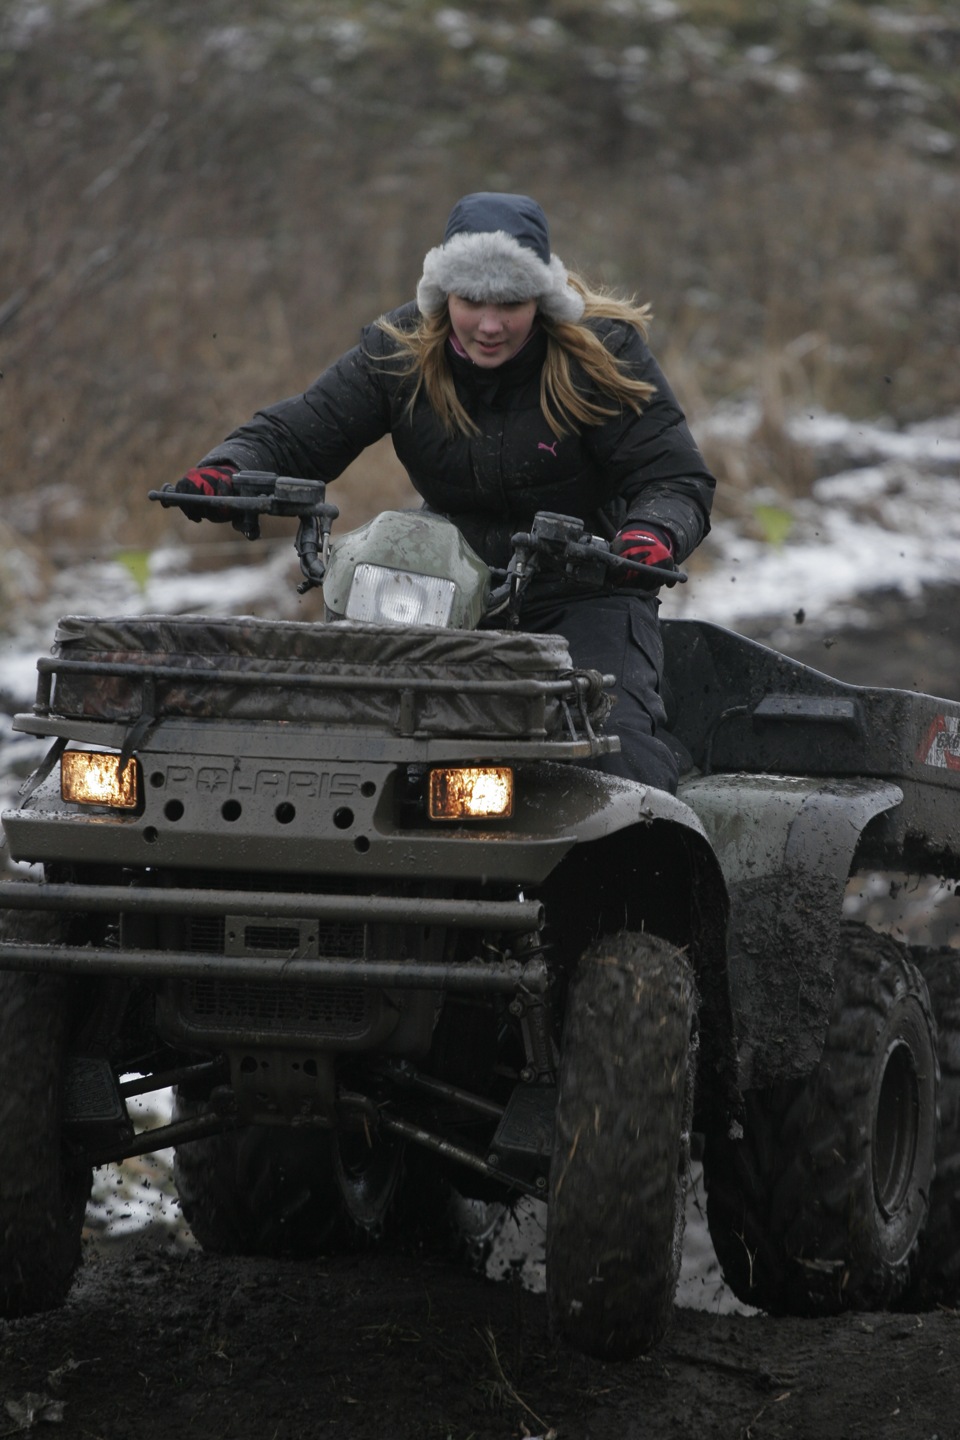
[28,613,614,748]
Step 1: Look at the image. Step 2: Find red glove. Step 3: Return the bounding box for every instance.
[611,524,676,585]
[168,463,238,522]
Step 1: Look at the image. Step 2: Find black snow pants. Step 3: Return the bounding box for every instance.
[518,590,680,796]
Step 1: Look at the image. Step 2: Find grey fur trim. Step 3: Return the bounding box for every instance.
[417,230,585,324]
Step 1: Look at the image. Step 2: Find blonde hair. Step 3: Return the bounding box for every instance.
[376,274,656,440]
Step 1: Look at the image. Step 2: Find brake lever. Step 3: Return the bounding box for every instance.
[487,521,688,624]
[598,547,688,587]
[552,532,688,587]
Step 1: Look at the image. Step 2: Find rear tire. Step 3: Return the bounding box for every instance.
[704,923,938,1315]
[173,1100,340,1257]
[0,912,92,1317]
[899,947,960,1308]
[547,931,697,1360]
[175,1101,462,1255]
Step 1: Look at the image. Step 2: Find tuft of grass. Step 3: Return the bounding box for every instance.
[753,504,794,548]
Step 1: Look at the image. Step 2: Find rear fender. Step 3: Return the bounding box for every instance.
[680,773,903,1087]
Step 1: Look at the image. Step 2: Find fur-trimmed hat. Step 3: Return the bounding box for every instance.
[416,192,585,325]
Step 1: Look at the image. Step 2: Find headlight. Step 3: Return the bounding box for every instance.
[428,767,514,821]
[61,751,140,810]
[345,563,456,627]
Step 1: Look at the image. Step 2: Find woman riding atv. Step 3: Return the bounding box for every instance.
[171,191,716,793]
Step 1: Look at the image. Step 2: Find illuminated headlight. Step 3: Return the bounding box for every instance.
[345,564,456,627]
[61,751,139,810]
[428,767,514,821]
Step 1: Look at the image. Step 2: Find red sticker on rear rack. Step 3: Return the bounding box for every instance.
[917,715,960,771]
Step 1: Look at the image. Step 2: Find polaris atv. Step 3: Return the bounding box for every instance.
[0,477,727,1362]
[1,473,957,1353]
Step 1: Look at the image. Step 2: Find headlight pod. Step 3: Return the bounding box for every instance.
[344,563,457,627]
[61,750,140,810]
[323,511,491,628]
[428,767,514,821]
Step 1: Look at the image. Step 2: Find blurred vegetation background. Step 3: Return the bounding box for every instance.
[1,0,958,608]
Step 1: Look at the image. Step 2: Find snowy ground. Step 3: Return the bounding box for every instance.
[1,404,958,1308]
[675,406,960,639]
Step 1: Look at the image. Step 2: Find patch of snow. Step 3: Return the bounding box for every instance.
[527,18,561,41]
[869,7,960,37]
[472,50,509,86]
[903,121,956,156]
[1,1,53,49]
[474,1166,753,1315]
[201,25,270,73]
[674,408,960,633]
[324,17,367,59]
[435,8,474,48]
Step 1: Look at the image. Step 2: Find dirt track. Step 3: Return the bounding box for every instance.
[4,1233,958,1440]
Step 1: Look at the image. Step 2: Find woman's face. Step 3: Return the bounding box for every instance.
[447,295,538,368]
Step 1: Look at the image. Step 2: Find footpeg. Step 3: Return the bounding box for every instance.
[63,1055,134,1150]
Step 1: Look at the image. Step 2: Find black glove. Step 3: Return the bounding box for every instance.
[163,463,238,523]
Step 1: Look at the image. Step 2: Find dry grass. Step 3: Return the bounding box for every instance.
[1,0,958,623]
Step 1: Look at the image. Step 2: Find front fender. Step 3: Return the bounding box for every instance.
[680,773,903,1087]
[532,765,736,1123]
[523,762,720,847]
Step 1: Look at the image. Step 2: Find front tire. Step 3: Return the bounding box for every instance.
[704,923,938,1315]
[547,931,697,1360]
[0,911,92,1317]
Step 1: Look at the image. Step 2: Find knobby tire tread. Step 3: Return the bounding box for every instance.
[704,922,937,1316]
[173,1099,340,1257]
[0,911,91,1316]
[547,930,697,1360]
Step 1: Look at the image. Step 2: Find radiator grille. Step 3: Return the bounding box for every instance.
[173,912,372,1039]
[182,976,372,1034]
[185,915,223,954]
[244,923,301,952]
[316,922,365,959]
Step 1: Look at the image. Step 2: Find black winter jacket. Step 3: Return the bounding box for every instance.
[202,302,715,570]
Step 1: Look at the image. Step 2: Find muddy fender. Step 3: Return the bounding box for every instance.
[536,769,734,1127]
[680,774,903,1087]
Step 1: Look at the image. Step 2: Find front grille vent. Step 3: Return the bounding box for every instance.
[244,924,303,953]
[316,922,365,959]
[167,911,375,1042]
[185,915,223,954]
[181,915,366,961]
[183,977,371,1034]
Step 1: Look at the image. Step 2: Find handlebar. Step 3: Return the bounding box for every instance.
[484,511,686,622]
[151,480,686,608]
[149,471,340,593]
